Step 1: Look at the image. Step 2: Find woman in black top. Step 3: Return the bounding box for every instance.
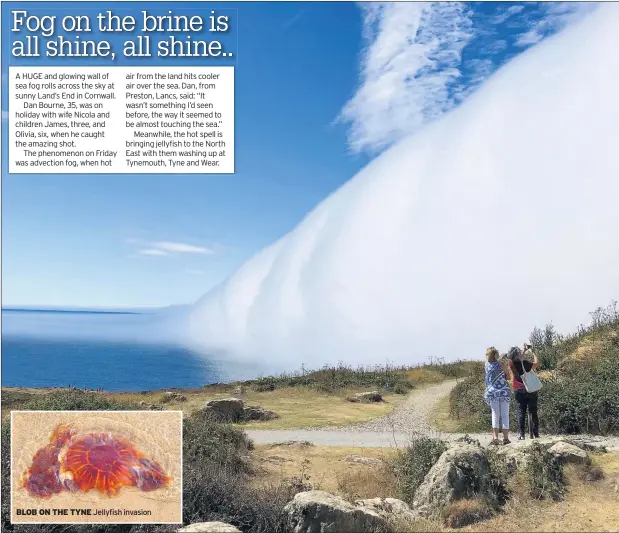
[508,344,540,440]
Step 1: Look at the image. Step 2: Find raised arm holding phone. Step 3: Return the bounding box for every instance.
[508,344,541,440]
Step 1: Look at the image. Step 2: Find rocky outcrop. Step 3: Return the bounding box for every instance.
[412,443,497,518]
[203,398,245,422]
[548,441,591,465]
[347,391,383,403]
[243,405,279,421]
[177,522,241,532]
[355,497,419,523]
[284,490,391,533]
[202,398,279,422]
[495,437,592,472]
[164,391,188,402]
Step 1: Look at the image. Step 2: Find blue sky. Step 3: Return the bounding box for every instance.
[1,1,596,308]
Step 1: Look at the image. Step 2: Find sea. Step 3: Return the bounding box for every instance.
[0,308,253,392]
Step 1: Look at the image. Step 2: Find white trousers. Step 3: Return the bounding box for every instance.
[489,399,510,430]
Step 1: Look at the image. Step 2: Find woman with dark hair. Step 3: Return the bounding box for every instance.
[508,344,540,440]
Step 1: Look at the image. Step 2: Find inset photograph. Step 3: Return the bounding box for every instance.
[11,410,182,524]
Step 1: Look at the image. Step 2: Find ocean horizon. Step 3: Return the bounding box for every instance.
[1,307,233,391]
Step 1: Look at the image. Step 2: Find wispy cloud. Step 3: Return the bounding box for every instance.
[150,241,213,254]
[139,248,170,257]
[515,2,598,47]
[491,4,525,25]
[339,2,599,155]
[282,9,306,29]
[338,2,475,154]
[128,238,214,257]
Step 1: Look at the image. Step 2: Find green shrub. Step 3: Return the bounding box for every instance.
[235,359,479,396]
[538,340,619,435]
[392,382,412,395]
[390,436,448,504]
[525,442,566,501]
[23,390,139,411]
[483,447,511,506]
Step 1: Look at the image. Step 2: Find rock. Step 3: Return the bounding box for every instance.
[495,438,592,472]
[177,522,241,532]
[548,442,591,465]
[345,455,384,466]
[284,490,390,533]
[355,497,419,523]
[164,391,187,402]
[348,391,383,403]
[242,405,279,421]
[203,397,244,422]
[413,444,495,518]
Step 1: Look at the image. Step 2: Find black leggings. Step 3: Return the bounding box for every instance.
[515,389,539,437]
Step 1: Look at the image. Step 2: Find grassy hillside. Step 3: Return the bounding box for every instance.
[447,301,619,435]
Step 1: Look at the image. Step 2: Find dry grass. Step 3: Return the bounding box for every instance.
[405,368,446,384]
[429,394,462,433]
[442,499,495,529]
[570,329,617,362]
[2,385,407,430]
[457,453,619,532]
[235,387,406,429]
[252,443,398,499]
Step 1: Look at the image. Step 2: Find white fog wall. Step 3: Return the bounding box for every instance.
[186,4,619,369]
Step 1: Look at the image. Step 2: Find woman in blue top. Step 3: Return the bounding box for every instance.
[484,346,512,445]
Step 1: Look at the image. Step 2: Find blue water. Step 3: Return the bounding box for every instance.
[1,308,226,391]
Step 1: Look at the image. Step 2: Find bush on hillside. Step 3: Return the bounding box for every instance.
[529,301,618,370]
[538,339,619,435]
[248,359,480,395]
[390,436,448,504]
[525,442,566,501]
[23,389,139,411]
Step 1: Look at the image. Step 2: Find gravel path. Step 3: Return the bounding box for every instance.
[245,379,619,451]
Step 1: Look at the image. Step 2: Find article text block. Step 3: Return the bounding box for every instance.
[9,66,235,174]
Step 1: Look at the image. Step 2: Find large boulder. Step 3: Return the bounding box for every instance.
[164,391,188,402]
[347,391,383,403]
[178,522,241,532]
[548,442,591,465]
[412,444,496,517]
[355,497,419,523]
[203,398,245,422]
[284,490,390,533]
[242,405,279,421]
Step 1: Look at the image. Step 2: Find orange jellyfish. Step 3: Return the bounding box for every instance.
[21,424,75,498]
[22,423,170,498]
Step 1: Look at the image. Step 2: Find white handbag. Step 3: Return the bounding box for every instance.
[521,361,543,393]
